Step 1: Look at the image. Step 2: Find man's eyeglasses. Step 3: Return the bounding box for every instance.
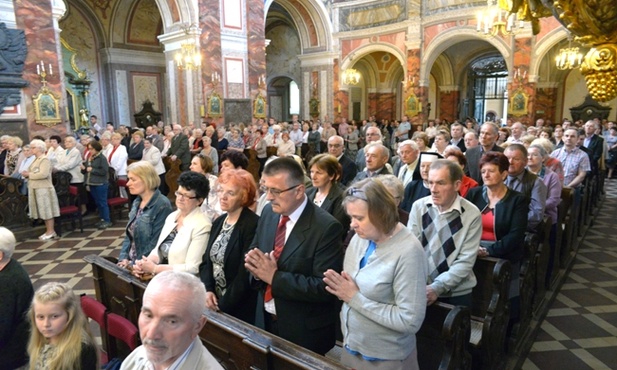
[175,191,198,200]
[260,184,301,197]
[346,187,367,200]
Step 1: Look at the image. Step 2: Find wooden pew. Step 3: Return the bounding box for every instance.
[0,176,28,227]
[560,187,577,268]
[549,197,567,288]
[470,257,511,370]
[163,157,181,203]
[518,232,538,340]
[533,217,552,314]
[243,148,261,183]
[417,302,472,370]
[83,254,348,370]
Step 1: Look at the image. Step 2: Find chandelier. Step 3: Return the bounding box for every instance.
[342,68,361,85]
[476,0,523,37]
[555,35,583,70]
[174,25,201,71]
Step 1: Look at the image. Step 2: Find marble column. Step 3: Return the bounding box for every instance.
[332,59,349,122]
[15,0,67,137]
[535,83,559,122]
[508,36,536,125]
[405,48,426,131]
[199,0,223,124]
[438,86,460,122]
[246,0,266,120]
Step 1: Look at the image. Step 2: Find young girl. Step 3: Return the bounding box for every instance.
[28,282,98,370]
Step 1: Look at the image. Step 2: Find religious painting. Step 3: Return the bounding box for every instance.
[33,86,61,127]
[405,93,419,116]
[207,92,222,118]
[309,97,320,118]
[510,89,529,115]
[253,94,266,119]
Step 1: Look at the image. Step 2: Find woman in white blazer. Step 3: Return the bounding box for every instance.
[142,137,167,194]
[132,172,212,276]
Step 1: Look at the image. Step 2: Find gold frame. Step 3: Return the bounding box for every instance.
[33,85,62,127]
[510,89,529,115]
[253,93,266,118]
[207,92,222,118]
[405,93,419,116]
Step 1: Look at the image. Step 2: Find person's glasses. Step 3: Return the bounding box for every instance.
[346,187,367,200]
[175,191,198,200]
[260,184,301,197]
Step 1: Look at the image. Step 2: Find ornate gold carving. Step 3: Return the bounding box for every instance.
[60,38,87,80]
[580,45,617,102]
[33,84,62,127]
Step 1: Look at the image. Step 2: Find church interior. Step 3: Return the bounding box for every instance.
[2,0,617,369]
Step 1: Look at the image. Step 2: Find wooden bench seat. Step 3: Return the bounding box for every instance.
[470,257,511,370]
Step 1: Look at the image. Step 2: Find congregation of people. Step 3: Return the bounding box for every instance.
[1,112,613,370]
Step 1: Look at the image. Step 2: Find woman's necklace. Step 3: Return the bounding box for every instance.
[222,214,237,231]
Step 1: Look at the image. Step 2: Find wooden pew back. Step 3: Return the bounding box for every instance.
[0,176,28,227]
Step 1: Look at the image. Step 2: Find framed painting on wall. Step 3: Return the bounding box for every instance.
[207,92,222,118]
[510,89,529,115]
[33,86,61,127]
[253,93,266,118]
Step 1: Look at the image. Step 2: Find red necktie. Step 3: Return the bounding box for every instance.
[264,215,290,302]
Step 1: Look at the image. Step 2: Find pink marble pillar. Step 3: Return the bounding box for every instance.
[439,90,460,122]
[246,0,266,117]
[405,49,426,131]
[509,37,535,125]
[535,87,558,122]
[199,0,223,124]
[333,60,349,121]
[15,0,67,137]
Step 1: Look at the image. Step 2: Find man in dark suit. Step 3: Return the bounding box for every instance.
[245,157,344,355]
[351,142,391,184]
[450,122,467,152]
[465,122,504,185]
[146,125,164,152]
[392,139,421,187]
[168,123,191,171]
[583,120,604,174]
[328,135,357,186]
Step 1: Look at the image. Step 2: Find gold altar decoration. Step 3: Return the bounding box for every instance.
[253,93,266,119]
[33,62,61,127]
[175,24,201,71]
[405,93,422,116]
[500,0,617,102]
[342,68,361,85]
[509,88,529,115]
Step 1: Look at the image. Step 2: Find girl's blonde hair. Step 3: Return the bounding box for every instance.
[28,282,98,370]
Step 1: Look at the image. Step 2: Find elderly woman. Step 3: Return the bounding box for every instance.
[306,154,349,233]
[379,174,409,225]
[400,152,441,212]
[250,129,267,175]
[128,130,144,161]
[4,136,22,176]
[412,131,429,152]
[199,169,259,323]
[161,131,173,157]
[220,150,248,173]
[444,147,478,197]
[465,151,527,324]
[54,136,88,214]
[108,132,129,197]
[0,227,34,370]
[14,144,35,195]
[217,127,229,150]
[532,138,564,184]
[133,171,212,277]
[21,139,60,240]
[201,135,219,175]
[308,122,321,153]
[323,178,427,370]
[83,140,112,229]
[142,137,167,194]
[227,128,245,151]
[277,131,296,157]
[117,162,173,268]
[431,130,450,156]
[190,154,221,221]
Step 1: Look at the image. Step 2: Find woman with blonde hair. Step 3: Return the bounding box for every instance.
[28,282,98,370]
[4,136,23,176]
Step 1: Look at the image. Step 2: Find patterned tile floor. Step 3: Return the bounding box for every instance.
[522,179,617,370]
[12,179,617,369]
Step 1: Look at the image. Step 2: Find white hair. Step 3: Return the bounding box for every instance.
[0,227,17,260]
[147,271,206,321]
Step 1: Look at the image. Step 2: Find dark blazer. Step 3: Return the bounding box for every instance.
[392,157,421,182]
[251,201,344,355]
[200,207,259,324]
[351,165,392,184]
[168,133,191,170]
[400,179,430,213]
[465,186,528,263]
[465,144,505,185]
[306,184,350,235]
[585,134,604,172]
[128,141,144,160]
[339,154,357,186]
[451,138,467,152]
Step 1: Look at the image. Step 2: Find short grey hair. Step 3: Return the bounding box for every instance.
[365,142,388,159]
[397,139,418,154]
[147,271,207,321]
[29,139,46,152]
[0,227,16,260]
[378,174,404,201]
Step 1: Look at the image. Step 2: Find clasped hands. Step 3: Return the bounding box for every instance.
[323,270,358,303]
[244,248,278,284]
[130,255,159,278]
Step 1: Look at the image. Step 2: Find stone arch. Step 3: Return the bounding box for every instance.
[422,28,511,85]
[266,0,332,51]
[432,54,455,87]
[64,0,107,48]
[340,42,406,84]
[531,27,568,78]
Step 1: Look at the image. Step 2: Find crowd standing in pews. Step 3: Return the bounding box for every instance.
[2,113,614,369]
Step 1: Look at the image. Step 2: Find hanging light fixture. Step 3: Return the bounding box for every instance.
[175,25,201,71]
[555,34,583,70]
[342,68,361,85]
[477,0,524,37]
